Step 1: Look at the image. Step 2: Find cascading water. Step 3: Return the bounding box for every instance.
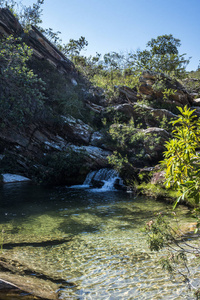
[71,168,124,191]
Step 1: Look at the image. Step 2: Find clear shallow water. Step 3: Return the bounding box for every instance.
[0,182,199,299]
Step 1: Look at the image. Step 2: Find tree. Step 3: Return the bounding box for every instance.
[130,34,190,78]
[102,52,124,85]
[0,0,44,29]
[60,36,88,59]
[0,0,17,11]
[146,34,181,55]
[20,0,44,29]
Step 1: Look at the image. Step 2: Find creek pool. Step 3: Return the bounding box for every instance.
[0,182,199,299]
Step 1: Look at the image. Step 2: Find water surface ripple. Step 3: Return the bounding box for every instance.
[0,183,199,299]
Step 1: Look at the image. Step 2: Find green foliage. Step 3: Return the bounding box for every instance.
[146,212,200,298]
[108,151,129,173]
[107,116,166,176]
[0,35,46,126]
[43,27,62,45]
[152,79,167,92]
[163,88,176,100]
[107,118,163,178]
[0,4,191,101]
[161,106,200,207]
[0,0,19,13]
[60,36,88,58]
[28,58,93,123]
[133,34,190,78]
[146,106,200,299]
[183,68,200,96]
[108,119,145,151]
[152,75,177,102]
[158,115,172,132]
[136,182,179,200]
[1,0,63,45]
[20,0,44,29]
[146,34,181,55]
[106,119,147,178]
[0,0,44,30]
[68,34,189,99]
[70,53,103,79]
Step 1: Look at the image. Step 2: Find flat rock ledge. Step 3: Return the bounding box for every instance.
[0,242,75,300]
[2,173,31,183]
[0,272,59,300]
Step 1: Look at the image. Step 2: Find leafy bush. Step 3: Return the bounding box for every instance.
[28,58,93,123]
[0,35,46,126]
[161,106,200,207]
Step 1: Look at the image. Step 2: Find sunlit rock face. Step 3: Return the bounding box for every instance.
[61,116,94,145]
[0,9,107,184]
[0,8,74,73]
[0,9,196,186]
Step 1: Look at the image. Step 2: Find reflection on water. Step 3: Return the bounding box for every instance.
[0,182,199,299]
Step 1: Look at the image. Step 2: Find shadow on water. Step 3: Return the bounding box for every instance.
[0,182,197,300]
[0,182,136,235]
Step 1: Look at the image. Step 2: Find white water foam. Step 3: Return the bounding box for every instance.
[70,168,123,192]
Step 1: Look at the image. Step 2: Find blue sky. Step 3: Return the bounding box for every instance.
[22,0,200,71]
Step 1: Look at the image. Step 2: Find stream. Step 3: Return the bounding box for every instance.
[0,181,199,299]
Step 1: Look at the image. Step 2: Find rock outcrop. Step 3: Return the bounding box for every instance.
[0,8,111,184]
[0,8,75,73]
[138,71,193,106]
[0,9,198,186]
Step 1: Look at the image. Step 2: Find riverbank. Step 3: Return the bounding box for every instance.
[136,182,198,208]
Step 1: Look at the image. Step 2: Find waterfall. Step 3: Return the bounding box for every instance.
[70,168,124,191]
[83,170,96,186]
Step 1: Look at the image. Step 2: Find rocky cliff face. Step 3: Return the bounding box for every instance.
[0,9,197,185]
[0,8,111,185]
[0,8,74,73]
[103,71,197,167]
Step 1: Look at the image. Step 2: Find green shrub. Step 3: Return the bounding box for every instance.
[161,106,200,207]
[29,58,93,123]
[0,35,46,126]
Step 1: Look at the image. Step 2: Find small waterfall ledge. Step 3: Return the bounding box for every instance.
[70,168,125,191]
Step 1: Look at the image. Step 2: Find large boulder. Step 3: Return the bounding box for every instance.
[117,86,138,102]
[69,145,111,169]
[127,126,171,165]
[61,116,93,144]
[192,98,200,107]
[142,127,170,160]
[113,103,177,121]
[90,131,105,147]
[138,71,192,107]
